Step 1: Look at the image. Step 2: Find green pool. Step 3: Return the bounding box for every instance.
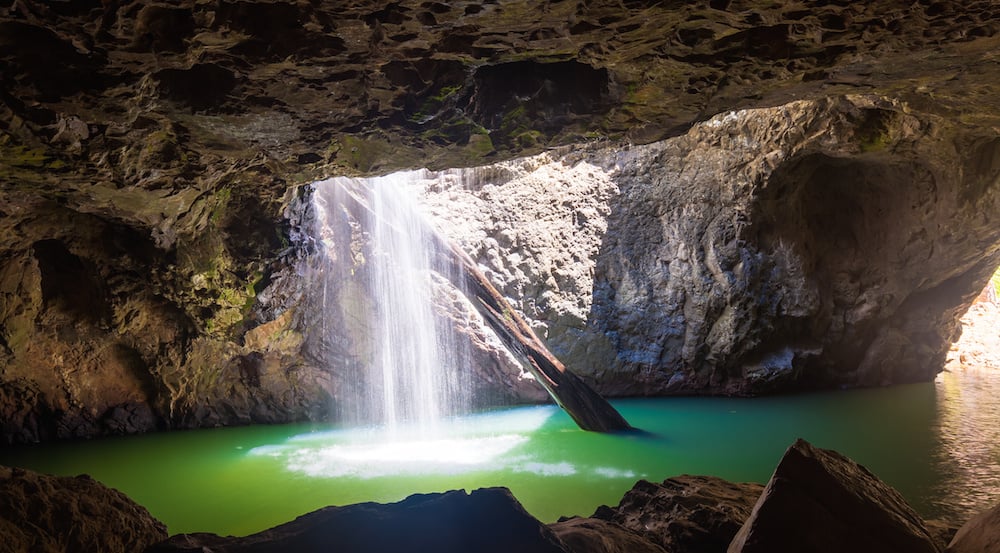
[2,369,997,537]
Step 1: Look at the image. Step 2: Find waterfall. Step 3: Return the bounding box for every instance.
[309,171,469,434]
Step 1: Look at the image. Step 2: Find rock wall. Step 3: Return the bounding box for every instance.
[1,0,1000,440]
[415,96,1000,396]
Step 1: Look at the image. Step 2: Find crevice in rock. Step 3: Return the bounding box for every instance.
[32,239,109,325]
[154,64,237,112]
[468,60,614,146]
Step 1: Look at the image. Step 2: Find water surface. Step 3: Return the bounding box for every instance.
[2,370,997,537]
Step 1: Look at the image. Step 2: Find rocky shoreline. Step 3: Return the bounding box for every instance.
[4,439,998,553]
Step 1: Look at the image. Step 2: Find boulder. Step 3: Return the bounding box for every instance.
[0,465,167,553]
[947,501,1000,553]
[146,487,568,553]
[583,475,763,553]
[728,438,941,553]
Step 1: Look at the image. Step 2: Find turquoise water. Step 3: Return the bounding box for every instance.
[2,371,997,537]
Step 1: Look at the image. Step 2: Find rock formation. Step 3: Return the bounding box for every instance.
[147,487,569,553]
[565,474,764,553]
[2,0,1000,439]
[413,96,1000,395]
[947,501,1000,553]
[0,465,167,553]
[551,518,669,553]
[728,438,942,553]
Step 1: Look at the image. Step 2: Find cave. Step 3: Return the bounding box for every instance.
[2,1,1000,552]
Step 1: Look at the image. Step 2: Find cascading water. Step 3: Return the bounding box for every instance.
[309,171,470,434]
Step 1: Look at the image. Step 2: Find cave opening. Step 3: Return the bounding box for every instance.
[3,103,1000,546]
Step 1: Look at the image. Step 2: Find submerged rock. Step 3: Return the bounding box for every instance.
[728,438,941,553]
[0,465,167,553]
[147,487,568,553]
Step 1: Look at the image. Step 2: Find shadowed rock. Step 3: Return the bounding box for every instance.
[0,466,167,553]
[146,487,568,553]
[728,438,941,553]
[580,475,763,553]
[551,517,667,553]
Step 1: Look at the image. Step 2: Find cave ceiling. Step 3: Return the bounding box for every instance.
[2,0,1000,208]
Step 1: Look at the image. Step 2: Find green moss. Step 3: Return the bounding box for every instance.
[0,134,67,172]
[465,130,495,157]
[433,84,462,102]
[859,131,890,153]
[514,130,542,148]
[209,188,232,225]
[856,110,896,153]
[332,135,387,172]
[410,84,465,123]
[500,104,528,131]
[141,129,189,166]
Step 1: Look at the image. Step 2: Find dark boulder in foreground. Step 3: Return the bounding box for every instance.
[947,501,1000,553]
[577,475,763,553]
[146,487,568,553]
[0,466,167,553]
[728,438,941,553]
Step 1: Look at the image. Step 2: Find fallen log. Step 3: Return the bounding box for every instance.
[333,178,633,433]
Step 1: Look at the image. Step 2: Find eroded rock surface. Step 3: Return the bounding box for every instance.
[414,96,1000,395]
[0,465,167,553]
[583,475,763,553]
[728,438,941,553]
[551,517,668,553]
[1,0,1000,439]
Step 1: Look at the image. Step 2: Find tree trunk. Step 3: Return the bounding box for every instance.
[332,179,633,433]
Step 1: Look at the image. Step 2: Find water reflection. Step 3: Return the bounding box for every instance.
[930,367,1000,522]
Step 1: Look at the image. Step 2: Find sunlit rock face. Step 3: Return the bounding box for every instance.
[1,0,1000,441]
[415,96,1000,395]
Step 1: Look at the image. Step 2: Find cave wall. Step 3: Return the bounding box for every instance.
[1,0,1000,441]
[415,96,1000,395]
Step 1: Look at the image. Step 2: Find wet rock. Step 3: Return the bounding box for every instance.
[946,501,1000,553]
[0,465,167,553]
[147,487,568,553]
[585,475,763,553]
[728,439,941,553]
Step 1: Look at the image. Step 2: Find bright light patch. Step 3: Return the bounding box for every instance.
[280,434,528,478]
[247,406,560,479]
[594,467,638,479]
[514,461,577,477]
